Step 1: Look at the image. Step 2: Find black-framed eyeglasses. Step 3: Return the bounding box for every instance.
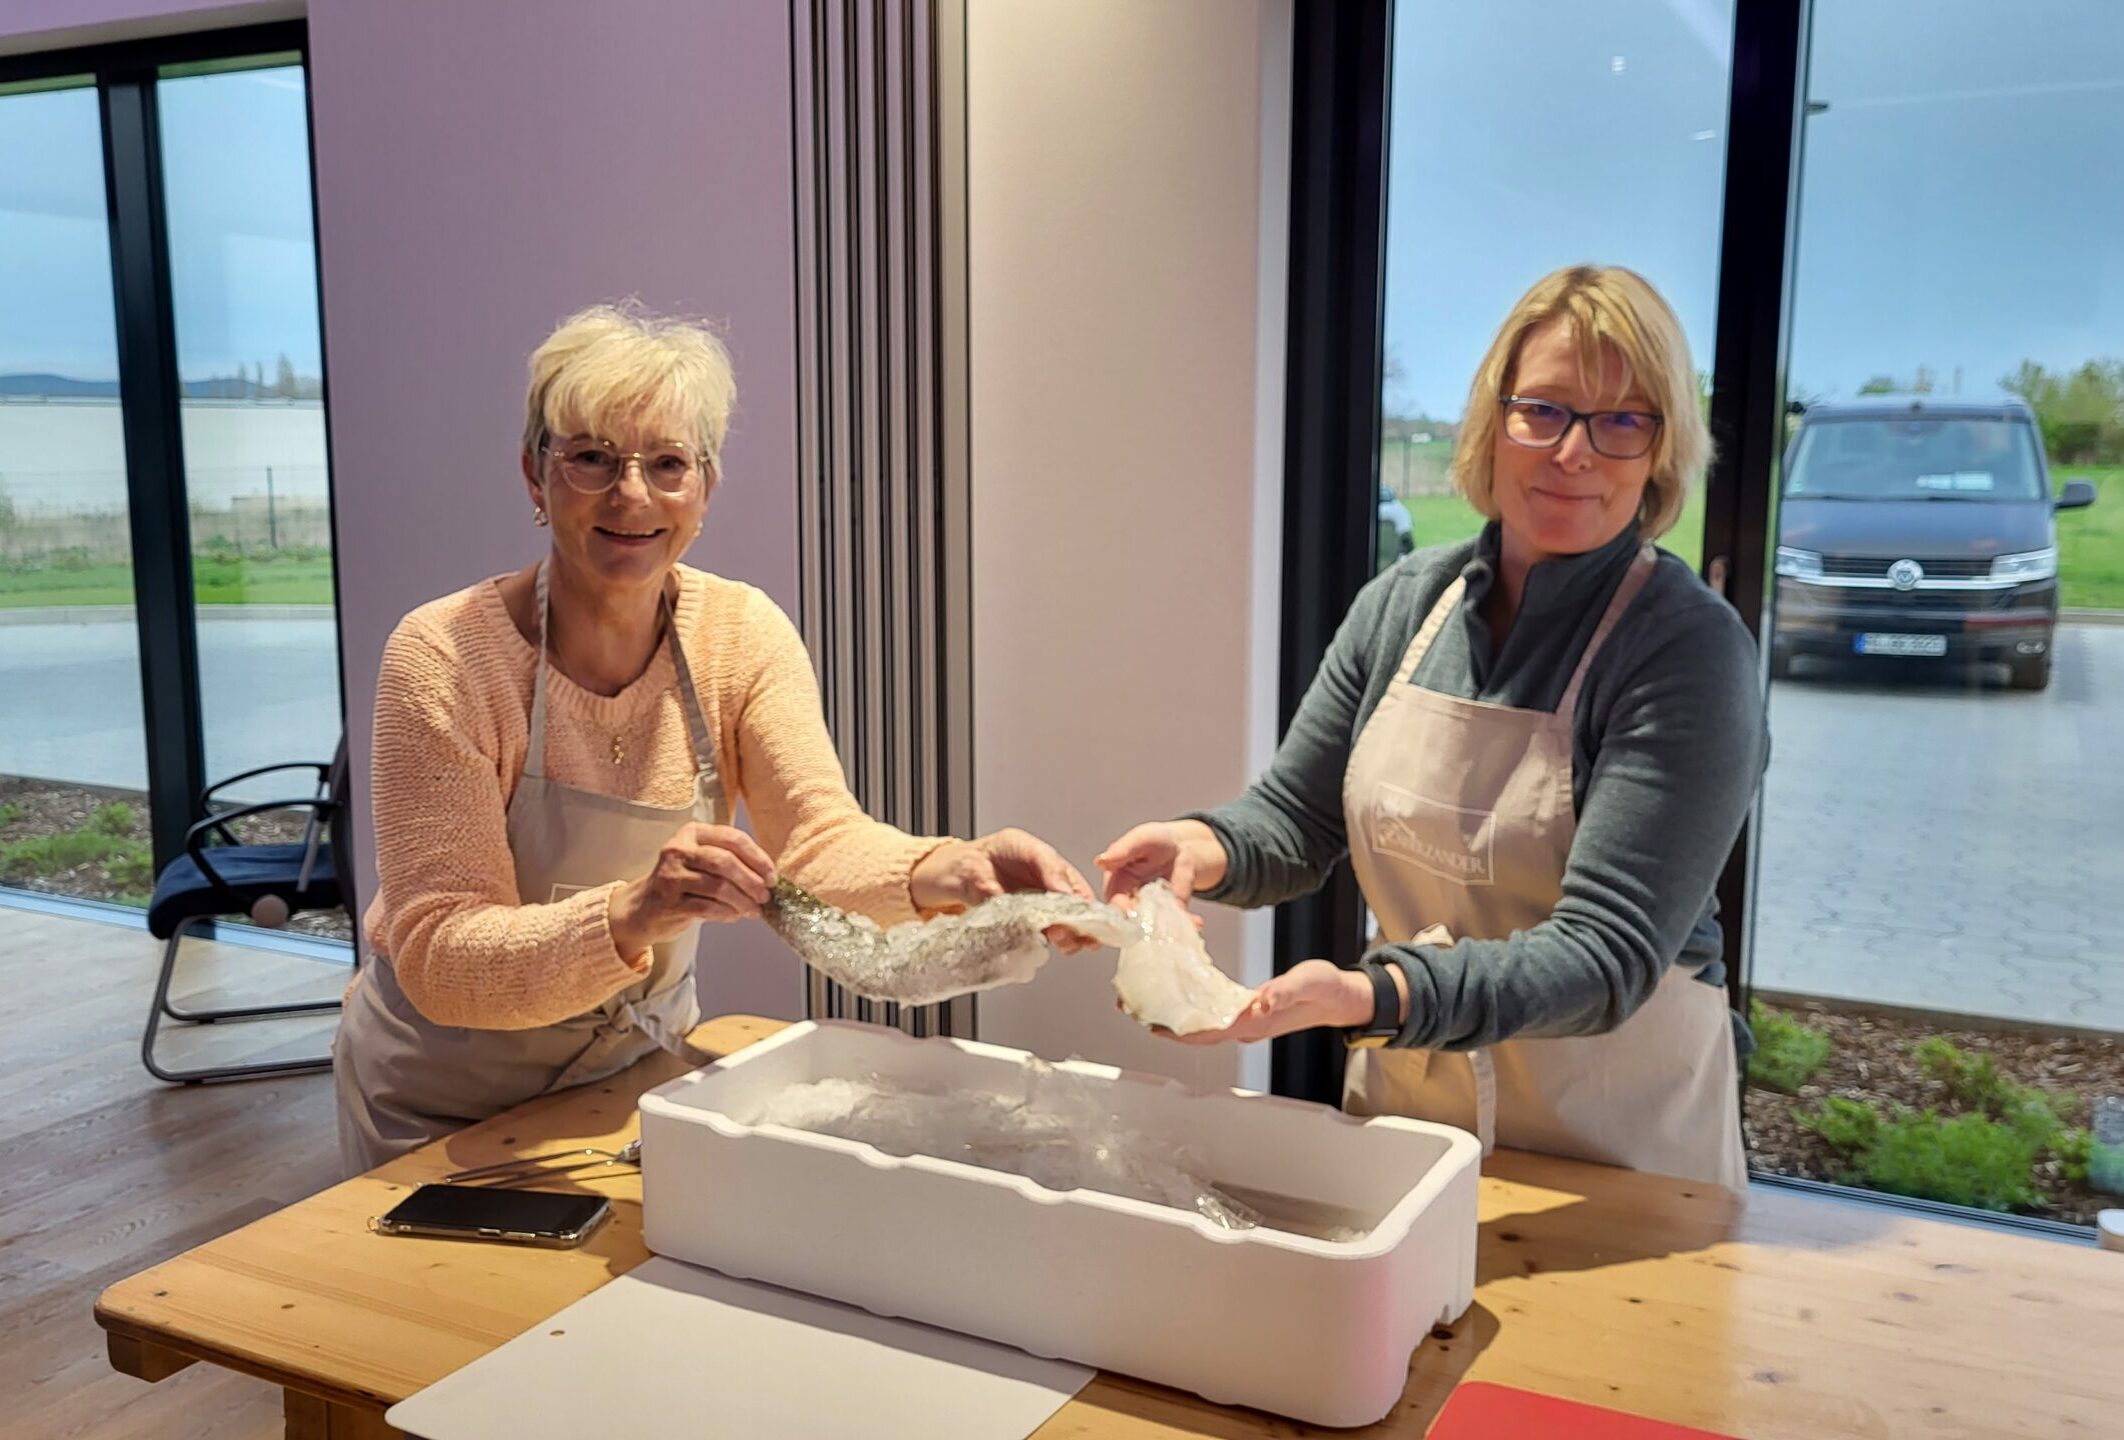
[1499,395,1664,460]
[539,433,708,495]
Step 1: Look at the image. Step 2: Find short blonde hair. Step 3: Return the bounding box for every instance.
[521,302,737,477]
[1451,265,1711,539]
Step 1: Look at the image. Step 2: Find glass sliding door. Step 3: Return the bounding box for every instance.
[0,77,156,910]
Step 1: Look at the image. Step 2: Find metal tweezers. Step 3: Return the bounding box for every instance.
[443,1137,643,1186]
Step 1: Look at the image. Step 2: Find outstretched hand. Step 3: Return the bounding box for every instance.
[1154,960,1375,1045]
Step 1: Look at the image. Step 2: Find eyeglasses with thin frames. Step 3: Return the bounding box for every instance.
[540,433,709,495]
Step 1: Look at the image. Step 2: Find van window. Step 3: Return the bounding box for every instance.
[1785,417,2045,502]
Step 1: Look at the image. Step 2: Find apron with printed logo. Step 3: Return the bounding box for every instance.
[1341,547,1747,1190]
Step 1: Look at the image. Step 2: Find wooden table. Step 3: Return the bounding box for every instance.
[97,1014,2123,1439]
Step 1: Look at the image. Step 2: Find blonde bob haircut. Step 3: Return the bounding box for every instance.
[1451,265,1710,539]
[521,302,737,480]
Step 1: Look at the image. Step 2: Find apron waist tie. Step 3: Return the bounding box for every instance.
[1468,1050,1498,1157]
[601,995,712,1068]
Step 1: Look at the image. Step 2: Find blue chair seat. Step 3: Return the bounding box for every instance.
[146,844,342,939]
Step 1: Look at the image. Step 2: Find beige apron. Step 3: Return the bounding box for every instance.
[1342,546,1747,1191]
[333,563,726,1173]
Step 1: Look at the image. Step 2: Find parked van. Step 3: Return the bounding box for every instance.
[1771,395,2096,690]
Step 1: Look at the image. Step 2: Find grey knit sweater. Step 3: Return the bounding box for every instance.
[1192,521,1767,1051]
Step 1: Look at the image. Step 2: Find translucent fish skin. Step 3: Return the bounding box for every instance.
[1112,881,1255,1035]
[761,880,1141,1006]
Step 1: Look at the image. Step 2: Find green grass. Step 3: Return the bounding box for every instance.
[0,802,22,827]
[2055,467,2124,610]
[0,553,335,608]
[0,827,153,889]
[1746,1001,1831,1093]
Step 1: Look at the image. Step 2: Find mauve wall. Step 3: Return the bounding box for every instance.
[305,0,805,1020]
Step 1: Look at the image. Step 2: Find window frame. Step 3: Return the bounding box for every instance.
[0,21,345,911]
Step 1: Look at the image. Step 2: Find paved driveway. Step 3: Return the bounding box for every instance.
[1752,621,2123,1031]
[0,610,342,802]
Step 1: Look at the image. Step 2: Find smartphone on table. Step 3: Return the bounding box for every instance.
[373,1184,612,1248]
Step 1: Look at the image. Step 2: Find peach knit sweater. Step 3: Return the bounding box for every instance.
[362,565,944,1029]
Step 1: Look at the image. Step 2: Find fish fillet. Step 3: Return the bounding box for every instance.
[1112,881,1254,1035]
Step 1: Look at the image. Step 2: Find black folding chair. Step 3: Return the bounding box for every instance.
[141,740,352,1083]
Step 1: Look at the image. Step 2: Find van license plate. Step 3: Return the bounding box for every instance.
[1855,633,1947,657]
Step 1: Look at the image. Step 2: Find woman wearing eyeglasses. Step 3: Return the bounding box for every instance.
[1097,265,1766,1189]
[334,304,1092,1172]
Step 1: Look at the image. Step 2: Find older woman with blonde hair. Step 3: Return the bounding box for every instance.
[334,303,1091,1171]
[1098,265,1766,1189]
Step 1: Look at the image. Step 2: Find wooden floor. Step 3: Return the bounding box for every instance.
[1,904,348,1439]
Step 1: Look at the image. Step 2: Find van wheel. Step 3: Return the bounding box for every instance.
[2009,653,2051,691]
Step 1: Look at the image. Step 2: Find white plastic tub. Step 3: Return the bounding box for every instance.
[639,1020,1479,1428]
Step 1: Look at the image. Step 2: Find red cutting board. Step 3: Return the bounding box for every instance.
[1428,1382,1742,1438]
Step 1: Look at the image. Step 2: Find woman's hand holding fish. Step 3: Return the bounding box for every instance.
[911,828,1103,953]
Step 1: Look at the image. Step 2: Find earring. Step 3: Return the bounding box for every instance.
[533,507,549,527]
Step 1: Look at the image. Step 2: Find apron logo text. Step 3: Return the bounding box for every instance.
[1369,782,1496,886]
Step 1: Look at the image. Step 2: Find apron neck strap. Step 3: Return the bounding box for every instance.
[1556,544,1659,718]
[1392,576,1467,686]
[660,585,717,781]
[528,559,554,779]
[527,559,720,794]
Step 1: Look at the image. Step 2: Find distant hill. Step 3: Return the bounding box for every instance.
[0,373,322,400]
[0,373,119,397]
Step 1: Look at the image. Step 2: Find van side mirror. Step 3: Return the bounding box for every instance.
[2056,479,2098,511]
[1784,398,1807,417]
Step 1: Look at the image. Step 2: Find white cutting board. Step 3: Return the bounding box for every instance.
[385,1256,1093,1440]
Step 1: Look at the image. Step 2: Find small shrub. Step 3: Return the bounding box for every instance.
[89,801,136,837]
[1914,1036,2077,1136]
[2057,1128,2093,1187]
[1748,1002,1831,1093]
[1799,1095,1881,1152]
[1800,1090,2066,1213]
[0,801,23,827]
[107,842,154,892]
[1857,1110,2048,1212]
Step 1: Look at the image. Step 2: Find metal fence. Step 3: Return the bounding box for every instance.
[0,466,331,566]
